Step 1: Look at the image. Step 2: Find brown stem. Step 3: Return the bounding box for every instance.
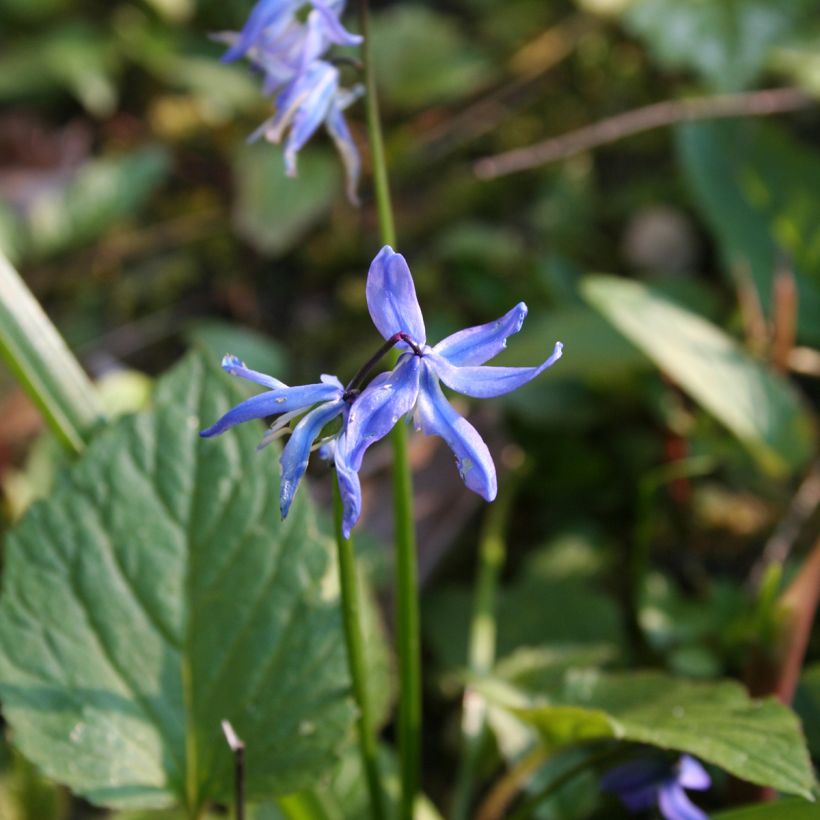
[474,87,814,179]
[221,720,245,820]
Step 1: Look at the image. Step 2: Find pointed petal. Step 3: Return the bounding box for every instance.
[345,355,421,469]
[677,757,710,791]
[199,382,341,437]
[433,303,528,366]
[325,102,361,206]
[320,373,344,389]
[416,364,496,501]
[282,62,338,174]
[658,784,708,820]
[309,1,363,47]
[334,433,362,538]
[428,341,562,398]
[256,407,304,451]
[279,400,345,517]
[366,246,426,345]
[222,0,292,62]
[222,354,287,389]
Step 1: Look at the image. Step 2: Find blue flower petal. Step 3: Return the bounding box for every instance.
[310,0,363,47]
[366,246,426,346]
[223,0,294,62]
[433,302,528,366]
[325,102,361,205]
[221,354,287,389]
[334,433,362,538]
[416,363,497,501]
[658,783,708,820]
[346,354,422,470]
[279,399,345,518]
[199,382,341,438]
[677,756,710,791]
[428,341,562,398]
[601,759,666,811]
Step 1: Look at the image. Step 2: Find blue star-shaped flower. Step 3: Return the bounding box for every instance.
[200,355,352,520]
[602,754,711,820]
[345,245,563,501]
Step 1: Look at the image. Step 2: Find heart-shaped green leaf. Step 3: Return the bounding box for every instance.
[0,353,354,813]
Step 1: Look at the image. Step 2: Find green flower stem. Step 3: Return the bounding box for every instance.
[332,482,387,820]
[0,251,103,455]
[451,471,519,820]
[358,2,420,817]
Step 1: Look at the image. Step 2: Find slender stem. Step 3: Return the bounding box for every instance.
[221,720,245,820]
[345,332,402,394]
[451,477,518,820]
[359,0,396,249]
[358,2,419,817]
[332,481,387,820]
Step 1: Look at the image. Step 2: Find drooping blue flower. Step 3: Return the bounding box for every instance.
[216,0,363,203]
[201,354,354,521]
[601,754,711,820]
[250,60,363,204]
[346,245,563,500]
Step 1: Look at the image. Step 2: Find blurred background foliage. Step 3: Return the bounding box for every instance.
[1,0,820,816]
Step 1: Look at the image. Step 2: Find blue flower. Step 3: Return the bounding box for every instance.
[345,245,563,500]
[251,60,363,204]
[602,754,711,820]
[216,0,363,203]
[200,354,351,521]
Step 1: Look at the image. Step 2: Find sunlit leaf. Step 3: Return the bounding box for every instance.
[486,670,816,798]
[582,275,814,475]
[0,353,354,811]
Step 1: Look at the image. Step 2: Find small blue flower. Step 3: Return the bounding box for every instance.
[251,60,363,204]
[200,355,351,521]
[602,754,711,820]
[217,0,363,203]
[346,245,563,501]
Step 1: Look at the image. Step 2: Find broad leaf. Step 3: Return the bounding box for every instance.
[232,143,341,256]
[0,353,354,812]
[623,0,812,91]
[486,670,816,799]
[714,799,820,819]
[677,120,820,344]
[581,275,814,475]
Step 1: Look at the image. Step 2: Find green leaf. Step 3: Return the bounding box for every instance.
[21,147,170,261]
[714,798,820,819]
[623,0,812,91]
[232,143,341,256]
[487,670,816,798]
[677,120,820,344]
[370,6,492,109]
[0,353,354,811]
[0,251,103,454]
[581,275,814,475]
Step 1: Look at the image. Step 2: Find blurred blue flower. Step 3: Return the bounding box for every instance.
[200,355,357,524]
[250,60,363,204]
[216,0,363,203]
[347,245,563,501]
[602,754,710,820]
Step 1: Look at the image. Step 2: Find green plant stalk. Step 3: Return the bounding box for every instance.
[0,251,103,455]
[451,475,518,820]
[358,2,419,817]
[332,482,387,820]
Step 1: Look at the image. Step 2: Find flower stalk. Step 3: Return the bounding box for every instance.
[358,2,419,816]
[332,481,387,820]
